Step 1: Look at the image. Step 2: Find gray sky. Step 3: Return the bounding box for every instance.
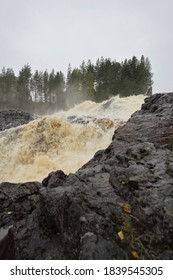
[0,0,172,93]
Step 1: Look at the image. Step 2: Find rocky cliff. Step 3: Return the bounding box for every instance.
[0,93,173,260]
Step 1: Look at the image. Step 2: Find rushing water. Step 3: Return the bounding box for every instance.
[0,95,145,183]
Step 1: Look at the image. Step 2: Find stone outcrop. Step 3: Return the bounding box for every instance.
[0,109,37,131]
[0,93,173,259]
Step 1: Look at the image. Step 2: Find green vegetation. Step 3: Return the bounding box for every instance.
[0,56,153,114]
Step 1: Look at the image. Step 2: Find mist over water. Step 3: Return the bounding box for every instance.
[0,95,145,183]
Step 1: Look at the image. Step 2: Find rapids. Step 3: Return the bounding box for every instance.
[0,95,145,183]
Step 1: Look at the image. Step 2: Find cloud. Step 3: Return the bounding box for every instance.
[0,0,172,92]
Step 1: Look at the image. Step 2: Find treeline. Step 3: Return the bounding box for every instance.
[0,55,153,114]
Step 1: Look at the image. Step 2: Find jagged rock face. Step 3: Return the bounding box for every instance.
[0,110,37,131]
[0,93,173,259]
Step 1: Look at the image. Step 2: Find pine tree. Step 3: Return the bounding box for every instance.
[30,70,42,102]
[53,71,65,108]
[17,64,32,107]
[48,69,55,103]
[0,68,17,104]
[43,70,49,104]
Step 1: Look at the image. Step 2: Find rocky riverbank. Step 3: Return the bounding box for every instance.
[0,93,173,259]
[0,109,37,131]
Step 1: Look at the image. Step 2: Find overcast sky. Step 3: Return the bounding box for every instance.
[0,0,172,93]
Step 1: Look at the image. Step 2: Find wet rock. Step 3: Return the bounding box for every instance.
[67,115,91,124]
[0,109,38,131]
[79,234,128,260]
[0,93,173,259]
[0,182,64,259]
[0,226,15,259]
[42,170,67,188]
